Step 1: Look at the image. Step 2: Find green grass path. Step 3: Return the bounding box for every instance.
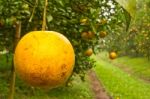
[93,56,150,99]
[113,56,150,81]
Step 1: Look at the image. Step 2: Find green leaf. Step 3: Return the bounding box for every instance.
[115,0,136,17]
[55,0,64,7]
[123,9,131,31]
[47,14,53,22]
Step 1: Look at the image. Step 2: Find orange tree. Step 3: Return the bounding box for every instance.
[106,0,150,59]
[133,0,150,59]
[0,0,135,80]
[121,0,150,58]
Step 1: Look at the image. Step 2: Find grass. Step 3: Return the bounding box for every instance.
[93,55,150,99]
[113,56,150,81]
[0,73,93,99]
[0,54,12,71]
[1,52,150,99]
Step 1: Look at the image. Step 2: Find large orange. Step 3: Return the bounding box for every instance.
[14,31,75,88]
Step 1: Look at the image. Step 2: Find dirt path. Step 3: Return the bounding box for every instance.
[88,70,111,99]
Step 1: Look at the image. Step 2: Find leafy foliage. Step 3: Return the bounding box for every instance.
[103,0,150,60]
[0,0,132,80]
[115,0,136,17]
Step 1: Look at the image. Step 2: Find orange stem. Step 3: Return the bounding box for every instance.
[42,0,48,31]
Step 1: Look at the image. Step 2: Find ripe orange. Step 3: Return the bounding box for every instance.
[14,31,75,88]
[80,18,88,25]
[81,32,89,39]
[99,31,107,38]
[100,18,107,25]
[85,48,93,56]
[81,31,95,39]
[88,31,95,39]
[109,52,117,60]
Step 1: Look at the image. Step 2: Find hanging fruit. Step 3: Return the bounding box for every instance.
[84,48,93,56]
[14,31,75,88]
[99,31,107,38]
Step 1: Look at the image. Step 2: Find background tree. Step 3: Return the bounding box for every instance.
[0,0,136,80]
[103,0,150,60]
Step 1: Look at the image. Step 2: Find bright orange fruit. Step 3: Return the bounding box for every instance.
[109,52,117,60]
[14,31,75,88]
[99,31,107,38]
[85,48,93,56]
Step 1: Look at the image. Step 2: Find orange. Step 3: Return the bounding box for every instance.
[80,18,88,25]
[100,18,107,25]
[109,52,117,60]
[81,31,94,39]
[81,32,89,39]
[14,31,75,88]
[88,31,95,39]
[99,31,107,38]
[85,48,93,56]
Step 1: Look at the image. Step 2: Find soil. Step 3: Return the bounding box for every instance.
[88,70,112,99]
